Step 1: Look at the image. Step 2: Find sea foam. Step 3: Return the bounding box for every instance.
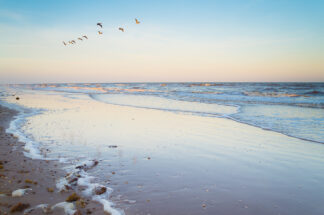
[0,98,123,215]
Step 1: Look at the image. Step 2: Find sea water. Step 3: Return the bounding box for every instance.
[0,82,323,215]
[27,82,324,143]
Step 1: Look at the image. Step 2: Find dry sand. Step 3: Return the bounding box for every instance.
[0,105,107,215]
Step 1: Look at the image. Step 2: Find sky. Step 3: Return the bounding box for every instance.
[0,0,323,83]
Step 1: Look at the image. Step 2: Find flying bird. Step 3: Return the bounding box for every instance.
[97,23,103,28]
[135,18,140,24]
[98,31,103,35]
[118,27,124,32]
[68,41,73,44]
[71,40,76,44]
[78,37,83,41]
[83,35,88,39]
[63,41,67,46]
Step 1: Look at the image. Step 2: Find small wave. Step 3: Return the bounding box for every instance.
[0,100,48,160]
[63,86,107,93]
[304,90,324,95]
[187,83,220,87]
[244,91,305,98]
[90,94,238,116]
[191,91,222,94]
[124,88,156,93]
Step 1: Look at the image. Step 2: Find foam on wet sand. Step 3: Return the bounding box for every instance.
[0,105,109,215]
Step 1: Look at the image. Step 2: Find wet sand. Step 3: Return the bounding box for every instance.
[0,105,107,215]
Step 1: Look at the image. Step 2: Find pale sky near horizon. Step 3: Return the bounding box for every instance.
[0,0,323,83]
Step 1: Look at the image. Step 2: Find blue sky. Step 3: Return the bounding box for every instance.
[0,0,323,83]
[2,0,323,36]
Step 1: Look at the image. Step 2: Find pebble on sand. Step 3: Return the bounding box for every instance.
[10,202,30,212]
[66,192,80,202]
[47,187,54,192]
[73,210,82,215]
[94,186,107,195]
[25,179,37,184]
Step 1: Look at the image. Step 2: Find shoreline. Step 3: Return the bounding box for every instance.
[1,87,323,215]
[0,105,108,215]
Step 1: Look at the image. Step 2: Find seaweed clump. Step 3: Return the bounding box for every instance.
[66,192,80,202]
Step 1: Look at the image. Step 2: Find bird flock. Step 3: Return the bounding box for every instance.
[62,18,141,46]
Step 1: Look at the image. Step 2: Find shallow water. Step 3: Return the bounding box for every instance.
[1,83,324,215]
[5,82,324,143]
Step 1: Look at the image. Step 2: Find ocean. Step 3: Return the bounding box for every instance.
[4,82,323,143]
[0,82,323,215]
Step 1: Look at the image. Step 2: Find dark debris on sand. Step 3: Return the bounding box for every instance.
[10,202,30,213]
[0,105,111,215]
[66,192,81,202]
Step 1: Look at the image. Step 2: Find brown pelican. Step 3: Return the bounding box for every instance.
[98,31,103,35]
[78,37,83,41]
[83,35,88,39]
[71,40,76,44]
[135,18,140,24]
[63,41,67,46]
[97,23,103,28]
[118,27,124,32]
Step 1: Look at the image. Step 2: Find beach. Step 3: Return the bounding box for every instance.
[0,83,323,215]
[0,105,108,215]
